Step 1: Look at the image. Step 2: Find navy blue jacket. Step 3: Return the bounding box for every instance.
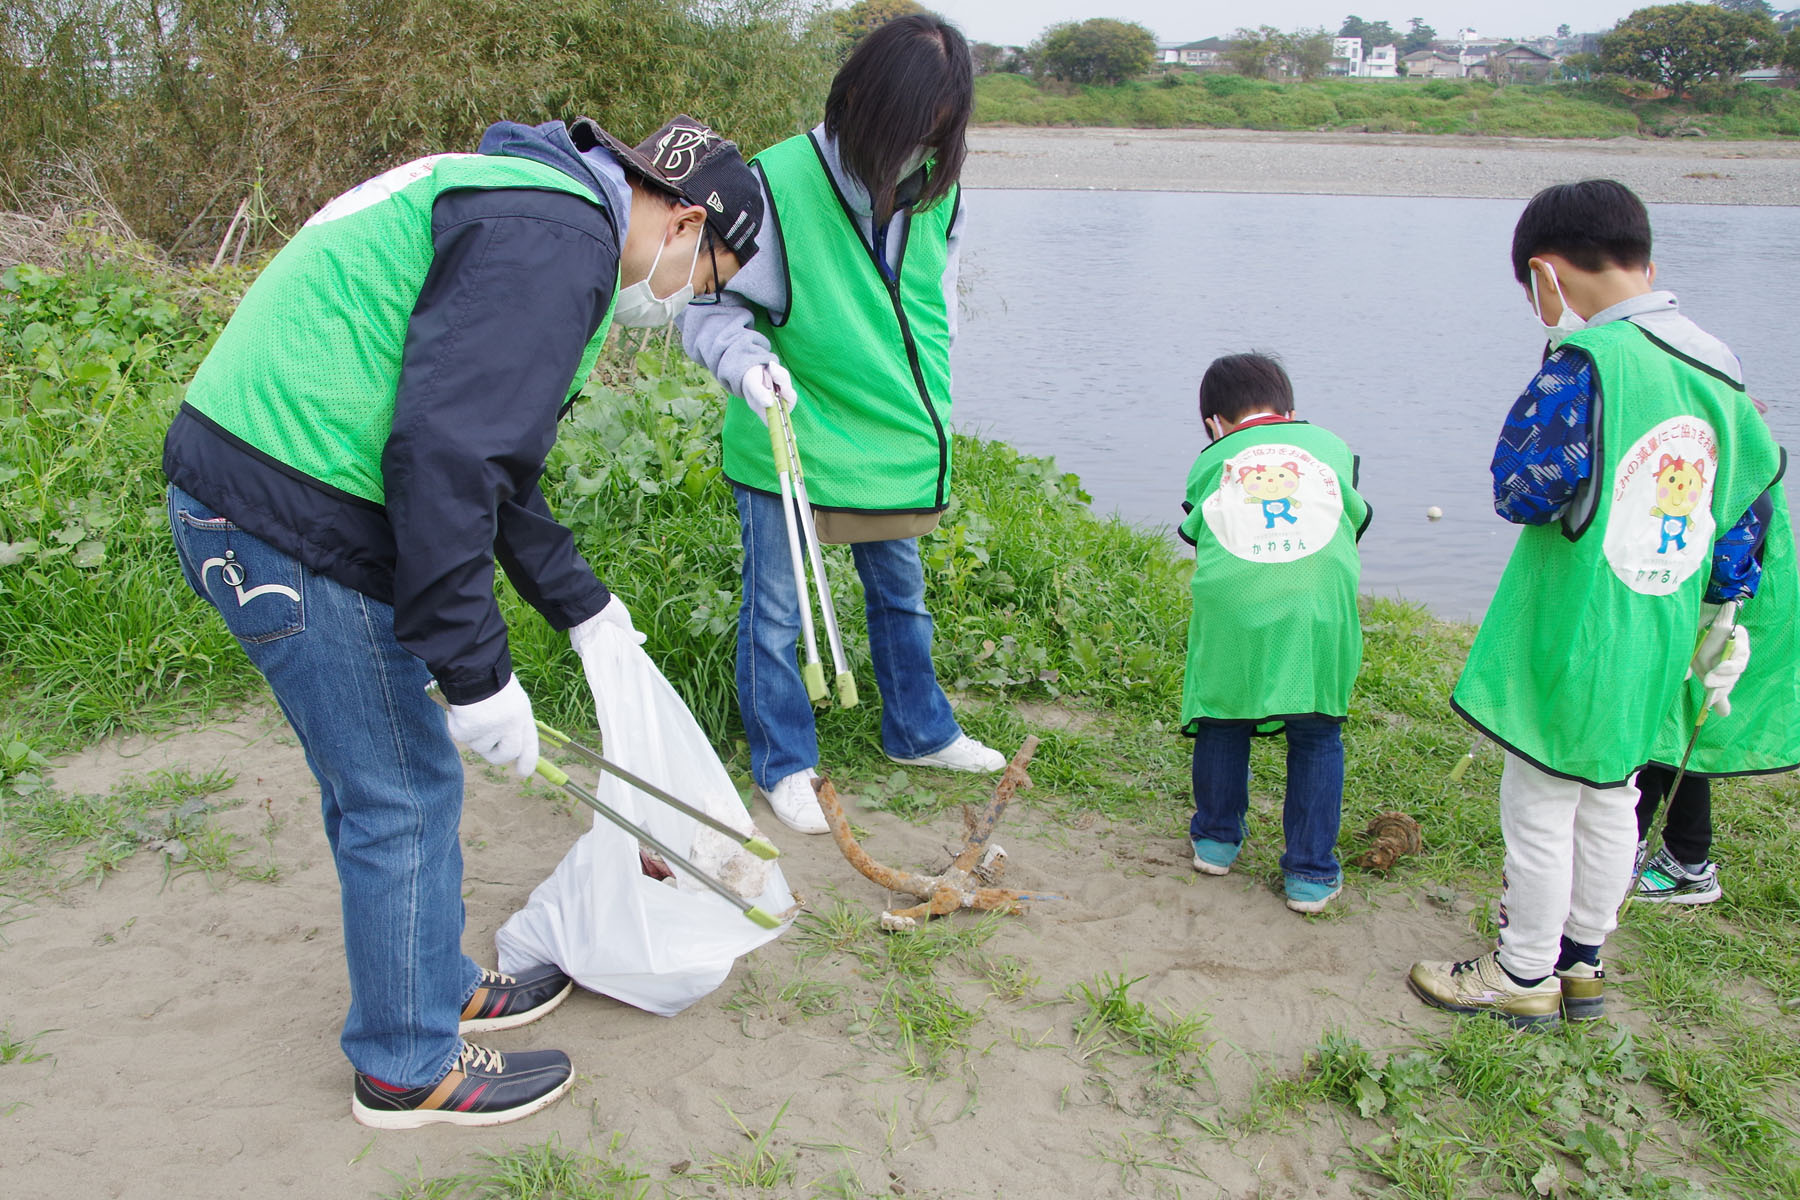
[164,121,622,704]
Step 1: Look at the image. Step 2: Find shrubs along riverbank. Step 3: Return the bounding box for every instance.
[975,71,1800,140]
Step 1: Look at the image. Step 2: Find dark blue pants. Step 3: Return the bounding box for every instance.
[1189,718,1344,883]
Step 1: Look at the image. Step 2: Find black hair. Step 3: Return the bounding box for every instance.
[1510,179,1652,286]
[825,13,973,225]
[1199,353,1295,426]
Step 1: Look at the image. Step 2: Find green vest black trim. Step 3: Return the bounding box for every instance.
[720,133,957,514]
[1177,420,1371,734]
[1451,320,1785,788]
[1649,453,1800,779]
[183,154,617,506]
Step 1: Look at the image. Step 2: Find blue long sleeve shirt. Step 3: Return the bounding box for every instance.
[1492,295,1765,603]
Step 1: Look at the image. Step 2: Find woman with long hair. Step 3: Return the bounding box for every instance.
[682,14,1002,832]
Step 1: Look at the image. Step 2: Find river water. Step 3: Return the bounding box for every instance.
[951,190,1800,620]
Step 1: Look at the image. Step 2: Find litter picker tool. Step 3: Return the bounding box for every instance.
[426,686,781,929]
[1448,734,1486,782]
[532,720,778,862]
[766,392,829,704]
[1619,600,1739,920]
[769,385,858,708]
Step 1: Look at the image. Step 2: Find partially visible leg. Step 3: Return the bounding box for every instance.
[1408,755,1566,1025]
[1495,754,1581,982]
[1278,719,1344,884]
[734,486,819,789]
[1634,762,1672,846]
[1565,777,1642,951]
[1658,774,1714,868]
[1189,722,1251,873]
[852,535,961,760]
[167,486,476,1088]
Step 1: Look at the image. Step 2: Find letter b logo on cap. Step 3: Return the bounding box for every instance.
[653,124,715,183]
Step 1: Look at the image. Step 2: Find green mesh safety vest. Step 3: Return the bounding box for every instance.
[720,133,956,513]
[1177,421,1371,731]
[1650,466,1800,778]
[1452,320,1784,787]
[184,154,617,505]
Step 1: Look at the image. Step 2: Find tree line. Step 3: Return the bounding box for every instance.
[923,0,1800,91]
[1,0,840,255]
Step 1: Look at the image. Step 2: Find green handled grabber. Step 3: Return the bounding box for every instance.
[767,394,829,704]
[426,686,781,930]
[533,719,778,862]
[1620,600,1740,921]
[1448,734,1485,782]
[770,384,858,709]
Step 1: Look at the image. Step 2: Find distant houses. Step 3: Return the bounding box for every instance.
[1156,37,1232,69]
[1477,44,1558,82]
[1151,29,1607,83]
[1401,50,1463,78]
[1330,38,1400,78]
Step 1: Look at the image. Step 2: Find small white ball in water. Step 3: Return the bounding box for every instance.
[1426,506,1444,521]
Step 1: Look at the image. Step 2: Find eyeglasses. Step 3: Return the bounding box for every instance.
[687,233,724,306]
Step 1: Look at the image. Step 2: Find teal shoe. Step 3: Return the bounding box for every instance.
[1284,873,1343,914]
[1191,838,1241,876]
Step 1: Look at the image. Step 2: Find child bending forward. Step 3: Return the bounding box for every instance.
[1178,353,1372,914]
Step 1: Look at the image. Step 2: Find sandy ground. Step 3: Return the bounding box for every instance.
[964,126,1800,206]
[0,704,1509,1199]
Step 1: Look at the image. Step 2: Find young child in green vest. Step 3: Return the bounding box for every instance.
[1410,179,1794,1027]
[1178,353,1372,914]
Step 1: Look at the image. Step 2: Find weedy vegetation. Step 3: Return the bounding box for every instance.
[6,222,1800,1198]
[975,71,1800,139]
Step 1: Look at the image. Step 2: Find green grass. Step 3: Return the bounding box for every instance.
[9,242,1800,1198]
[382,1133,652,1200]
[1068,971,1212,1086]
[0,765,237,890]
[0,1025,53,1066]
[974,71,1800,139]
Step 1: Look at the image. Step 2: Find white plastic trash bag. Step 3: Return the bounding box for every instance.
[496,621,792,1016]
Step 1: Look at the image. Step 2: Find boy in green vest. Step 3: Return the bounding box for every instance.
[1410,179,1790,1027]
[1178,354,1372,914]
[163,116,763,1126]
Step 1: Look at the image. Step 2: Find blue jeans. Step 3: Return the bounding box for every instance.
[1189,718,1344,883]
[167,486,479,1087]
[735,486,961,788]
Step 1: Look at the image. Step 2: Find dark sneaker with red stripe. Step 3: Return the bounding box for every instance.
[460,964,574,1035]
[352,1041,572,1129]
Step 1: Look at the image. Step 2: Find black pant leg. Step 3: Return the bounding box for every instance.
[1659,774,1714,866]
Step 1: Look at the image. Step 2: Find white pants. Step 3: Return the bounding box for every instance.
[1495,753,1640,979]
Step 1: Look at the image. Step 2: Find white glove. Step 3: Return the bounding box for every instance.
[740,362,798,425]
[570,594,645,656]
[444,674,539,779]
[1700,625,1751,717]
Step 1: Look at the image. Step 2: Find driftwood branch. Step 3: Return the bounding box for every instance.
[814,737,1059,930]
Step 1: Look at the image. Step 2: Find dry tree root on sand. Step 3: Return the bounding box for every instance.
[814,736,1061,931]
[1352,811,1424,872]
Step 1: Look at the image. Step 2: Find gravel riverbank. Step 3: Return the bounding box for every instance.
[965,126,1800,206]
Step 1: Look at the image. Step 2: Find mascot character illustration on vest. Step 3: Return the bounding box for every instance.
[1239,461,1303,529]
[1650,454,1708,555]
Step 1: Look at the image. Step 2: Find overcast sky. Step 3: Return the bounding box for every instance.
[895,1,1650,45]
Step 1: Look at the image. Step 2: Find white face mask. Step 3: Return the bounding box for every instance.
[1530,264,1586,349]
[614,224,702,328]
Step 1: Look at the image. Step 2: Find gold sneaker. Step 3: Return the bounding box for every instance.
[1555,960,1605,1021]
[1408,950,1562,1027]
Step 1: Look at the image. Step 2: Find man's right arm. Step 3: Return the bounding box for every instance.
[679,173,784,399]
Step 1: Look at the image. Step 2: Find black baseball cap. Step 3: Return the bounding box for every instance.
[570,115,762,263]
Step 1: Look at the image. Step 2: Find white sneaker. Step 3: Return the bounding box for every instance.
[888,734,1005,774]
[755,769,828,835]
